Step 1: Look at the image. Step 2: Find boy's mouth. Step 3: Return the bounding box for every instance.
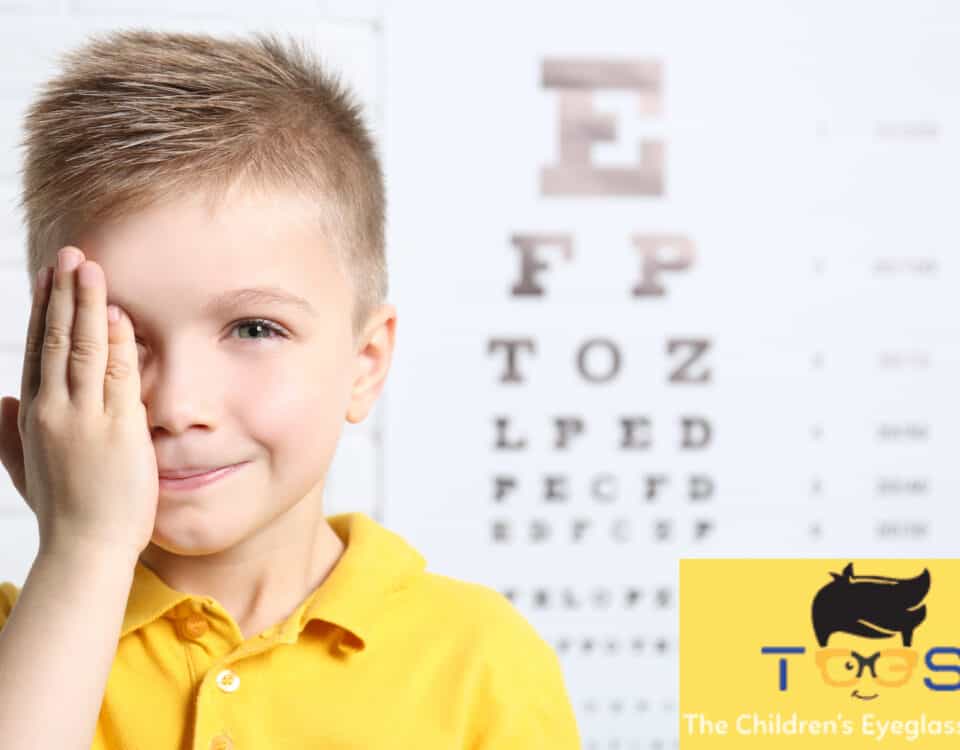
[158,461,246,479]
[158,462,250,489]
[159,465,236,479]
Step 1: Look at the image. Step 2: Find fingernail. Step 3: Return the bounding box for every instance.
[58,247,81,272]
[108,305,120,323]
[78,262,100,288]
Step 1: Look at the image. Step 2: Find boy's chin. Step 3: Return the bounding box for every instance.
[144,515,255,558]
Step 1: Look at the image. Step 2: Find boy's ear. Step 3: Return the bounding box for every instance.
[345,303,396,424]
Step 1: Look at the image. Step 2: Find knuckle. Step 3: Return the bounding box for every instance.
[24,333,43,358]
[43,325,71,351]
[69,336,101,362]
[72,399,104,424]
[105,357,134,381]
[30,401,60,430]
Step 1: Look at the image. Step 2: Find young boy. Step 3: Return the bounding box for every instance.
[0,29,581,749]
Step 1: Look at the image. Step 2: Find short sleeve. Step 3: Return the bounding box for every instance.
[0,581,21,632]
[467,592,582,750]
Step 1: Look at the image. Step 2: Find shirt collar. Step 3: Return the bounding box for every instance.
[120,511,427,651]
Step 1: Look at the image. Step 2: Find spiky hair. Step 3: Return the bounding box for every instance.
[15,28,387,342]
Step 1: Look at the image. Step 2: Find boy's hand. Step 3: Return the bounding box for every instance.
[0,246,159,562]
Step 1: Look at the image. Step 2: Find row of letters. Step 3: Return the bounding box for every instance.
[490,517,715,543]
[501,584,673,610]
[551,635,673,655]
[492,472,715,503]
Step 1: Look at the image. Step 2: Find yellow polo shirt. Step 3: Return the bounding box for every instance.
[0,512,581,749]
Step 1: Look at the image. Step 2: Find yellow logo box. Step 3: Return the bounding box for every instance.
[680,559,960,748]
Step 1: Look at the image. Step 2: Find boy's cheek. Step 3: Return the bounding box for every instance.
[236,371,345,446]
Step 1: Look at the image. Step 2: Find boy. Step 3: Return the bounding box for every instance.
[0,29,581,749]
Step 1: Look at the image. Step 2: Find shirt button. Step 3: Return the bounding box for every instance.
[209,735,233,750]
[216,669,240,693]
[180,614,209,639]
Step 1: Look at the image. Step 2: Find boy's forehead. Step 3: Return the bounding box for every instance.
[80,185,325,253]
[63,184,347,308]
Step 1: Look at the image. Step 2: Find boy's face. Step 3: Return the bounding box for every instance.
[45,181,394,558]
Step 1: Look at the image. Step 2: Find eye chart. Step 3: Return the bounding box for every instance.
[389,2,958,748]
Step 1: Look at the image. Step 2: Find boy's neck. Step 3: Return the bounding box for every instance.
[138,510,347,641]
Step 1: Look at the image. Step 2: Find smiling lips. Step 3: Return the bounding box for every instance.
[158,462,248,490]
[159,466,233,479]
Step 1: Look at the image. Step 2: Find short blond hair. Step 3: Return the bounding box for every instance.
[16,28,387,343]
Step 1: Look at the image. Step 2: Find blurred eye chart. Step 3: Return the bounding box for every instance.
[381,2,960,747]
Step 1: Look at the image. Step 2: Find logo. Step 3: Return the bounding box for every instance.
[761,561,960,698]
[681,559,960,746]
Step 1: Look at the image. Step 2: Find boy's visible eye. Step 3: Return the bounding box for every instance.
[132,318,290,349]
[230,318,289,341]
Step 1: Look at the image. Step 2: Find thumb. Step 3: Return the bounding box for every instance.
[0,396,27,503]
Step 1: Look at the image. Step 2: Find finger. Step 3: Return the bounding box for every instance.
[104,305,142,418]
[0,397,26,501]
[39,246,84,403]
[18,263,53,425]
[70,260,109,410]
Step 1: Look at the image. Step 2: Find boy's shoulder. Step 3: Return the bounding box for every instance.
[333,512,558,663]
[404,571,581,747]
[413,570,523,622]
[402,569,558,663]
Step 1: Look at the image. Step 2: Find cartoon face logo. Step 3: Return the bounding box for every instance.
[811,562,930,700]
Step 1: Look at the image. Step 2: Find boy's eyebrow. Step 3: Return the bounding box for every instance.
[204,286,317,317]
